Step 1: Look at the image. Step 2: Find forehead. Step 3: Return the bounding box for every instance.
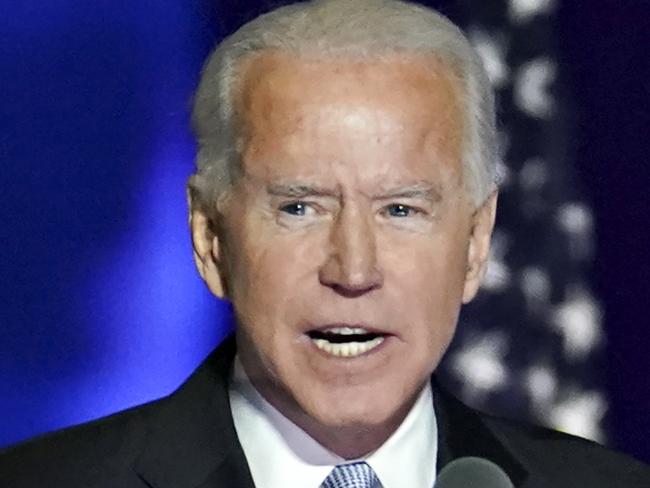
[234,51,464,188]
[236,50,462,126]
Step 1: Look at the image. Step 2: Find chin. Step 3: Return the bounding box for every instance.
[299,381,413,430]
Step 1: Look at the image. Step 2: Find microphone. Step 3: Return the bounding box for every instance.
[434,457,514,488]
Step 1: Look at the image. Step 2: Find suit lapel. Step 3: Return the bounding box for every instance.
[433,379,529,487]
[134,337,255,488]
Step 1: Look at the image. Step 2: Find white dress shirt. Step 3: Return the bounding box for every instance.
[229,357,438,488]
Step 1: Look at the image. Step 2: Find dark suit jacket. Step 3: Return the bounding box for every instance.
[1,336,648,487]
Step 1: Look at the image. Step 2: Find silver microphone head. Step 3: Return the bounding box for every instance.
[435,457,515,488]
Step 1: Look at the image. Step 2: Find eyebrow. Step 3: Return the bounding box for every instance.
[267,182,339,198]
[374,182,443,203]
[266,180,443,202]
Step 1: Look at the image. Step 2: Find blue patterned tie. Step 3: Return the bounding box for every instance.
[320,462,381,488]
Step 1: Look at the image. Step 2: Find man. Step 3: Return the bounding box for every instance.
[1,0,648,486]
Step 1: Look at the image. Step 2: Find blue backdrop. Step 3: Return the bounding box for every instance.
[1,0,648,465]
[0,0,233,446]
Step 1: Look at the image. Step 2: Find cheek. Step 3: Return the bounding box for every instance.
[383,231,469,335]
[226,221,326,325]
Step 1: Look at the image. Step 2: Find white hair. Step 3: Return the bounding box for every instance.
[189,0,497,210]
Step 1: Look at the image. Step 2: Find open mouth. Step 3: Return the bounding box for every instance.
[307,326,387,358]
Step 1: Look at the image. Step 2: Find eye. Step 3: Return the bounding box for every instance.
[385,203,416,218]
[279,201,312,216]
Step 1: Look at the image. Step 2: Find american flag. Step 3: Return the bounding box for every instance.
[430,0,606,443]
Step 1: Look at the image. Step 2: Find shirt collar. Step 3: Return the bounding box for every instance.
[366,381,437,488]
[229,356,437,488]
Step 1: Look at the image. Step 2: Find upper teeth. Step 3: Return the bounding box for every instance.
[322,327,370,335]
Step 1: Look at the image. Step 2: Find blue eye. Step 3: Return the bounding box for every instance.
[280,202,309,216]
[387,204,414,217]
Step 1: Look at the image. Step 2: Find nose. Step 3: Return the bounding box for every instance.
[318,206,383,296]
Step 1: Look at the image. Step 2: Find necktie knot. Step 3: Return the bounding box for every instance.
[320,462,381,488]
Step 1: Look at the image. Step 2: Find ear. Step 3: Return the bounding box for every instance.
[189,197,228,299]
[462,191,498,304]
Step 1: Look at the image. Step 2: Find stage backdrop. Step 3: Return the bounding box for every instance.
[1,0,648,464]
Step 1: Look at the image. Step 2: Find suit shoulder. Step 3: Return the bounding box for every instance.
[485,415,650,486]
[0,396,167,487]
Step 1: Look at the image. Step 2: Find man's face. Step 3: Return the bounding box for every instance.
[193,52,495,434]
